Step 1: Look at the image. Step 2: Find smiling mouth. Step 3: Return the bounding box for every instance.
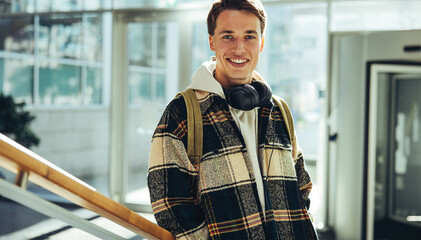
[228,58,249,64]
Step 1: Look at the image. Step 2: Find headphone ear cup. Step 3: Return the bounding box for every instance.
[250,81,272,105]
[224,85,260,111]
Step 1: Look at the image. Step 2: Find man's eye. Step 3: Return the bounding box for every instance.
[246,35,256,39]
[222,35,232,39]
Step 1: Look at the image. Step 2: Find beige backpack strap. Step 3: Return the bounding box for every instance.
[272,96,295,144]
[178,88,203,166]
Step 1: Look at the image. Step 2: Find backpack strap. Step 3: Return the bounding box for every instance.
[178,88,203,166]
[177,90,294,166]
[272,96,296,144]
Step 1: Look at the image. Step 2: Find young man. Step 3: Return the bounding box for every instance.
[148,0,318,239]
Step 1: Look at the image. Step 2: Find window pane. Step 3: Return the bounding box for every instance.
[0,0,34,13]
[156,74,165,103]
[37,0,83,12]
[114,0,156,9]
[84,0,102,10]
[176,0,213,4]
[129,23,152,67]
[39,62,81,105]
[0,17,34,54]
[50,0,83,12]
[126,21,179,206]
[258,3,327,159]
[192,21,213,74]
[157,24,166,68]
[0,58,33,103]
[39,15,82,60]
[36,0,50,12]
[114,0,213,8]
[129,71,151,105]
[86,67,102,104]
[85,14,103,62]
[391,77,421,223]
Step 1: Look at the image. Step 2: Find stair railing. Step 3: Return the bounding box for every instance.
[0,133,175,240]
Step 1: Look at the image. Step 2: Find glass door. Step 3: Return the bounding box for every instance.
[125,20,179,208]
[366,62,421,240]
[110,8,206,212]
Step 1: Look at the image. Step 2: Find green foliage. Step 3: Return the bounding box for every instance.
[0,94,40,149]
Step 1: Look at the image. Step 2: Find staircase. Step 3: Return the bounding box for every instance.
[0,133,174,240]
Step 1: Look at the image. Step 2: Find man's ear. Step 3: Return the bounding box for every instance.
[209,35,215,51]
[260,36,265,53]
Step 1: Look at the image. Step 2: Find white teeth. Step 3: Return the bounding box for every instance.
[230,59,247,64]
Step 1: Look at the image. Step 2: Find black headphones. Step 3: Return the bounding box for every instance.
[223,81,272,111]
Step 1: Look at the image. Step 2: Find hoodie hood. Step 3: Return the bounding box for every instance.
[188,57,225,98]
[188,57,267,99]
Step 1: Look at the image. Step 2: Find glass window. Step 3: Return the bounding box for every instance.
[331,0,421,31]
[39,15,82,60]
[155,74,166,103]
[258,3,327,160]
[129,71,152,105]
[1,13,105,107]
[84,0,102,10]
[129,23,152,67]
[157,24,167,69]
[0,17,34,54]
[114,0,155,9]
[0,0,34,13]
[391,77,421,223]
[191,21,213,74]
[0,58,34,103]
[113,0,172,9]
[128,22,170,105]
[86,66,102,104]
[39,62,81,105]
[0,0,103,13]
[177,0,213,3]
[36,0,51,12]
[36,0,83,12]
[85,14,103,62]
[126,21,179,206]
[114,0,213,8]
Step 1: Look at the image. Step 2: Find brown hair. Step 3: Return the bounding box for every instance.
[207,0,267,36]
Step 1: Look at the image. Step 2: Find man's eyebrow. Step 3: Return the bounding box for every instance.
[217,30,234,35]
[245,30,259,34]
[217,30,259,35]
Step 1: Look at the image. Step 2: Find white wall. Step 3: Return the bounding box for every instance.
[29,108,110,192]
[329,33,366,240]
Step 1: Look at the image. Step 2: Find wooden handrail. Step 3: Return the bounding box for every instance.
[0,133,175,240]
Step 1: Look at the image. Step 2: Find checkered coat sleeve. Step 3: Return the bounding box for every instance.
[148,95,208,239]
[148,92,318,240]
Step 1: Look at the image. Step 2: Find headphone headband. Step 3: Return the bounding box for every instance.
[223,81,272,111]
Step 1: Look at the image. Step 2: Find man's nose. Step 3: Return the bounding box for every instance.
[232,39,245,54]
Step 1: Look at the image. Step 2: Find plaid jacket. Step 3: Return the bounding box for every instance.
[148,90,318,240]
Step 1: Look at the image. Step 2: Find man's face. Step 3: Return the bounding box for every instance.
[209,10,264,89]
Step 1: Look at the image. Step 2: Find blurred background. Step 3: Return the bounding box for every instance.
[1,0,421,239]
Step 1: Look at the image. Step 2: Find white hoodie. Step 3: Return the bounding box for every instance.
[188,57,266,215]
